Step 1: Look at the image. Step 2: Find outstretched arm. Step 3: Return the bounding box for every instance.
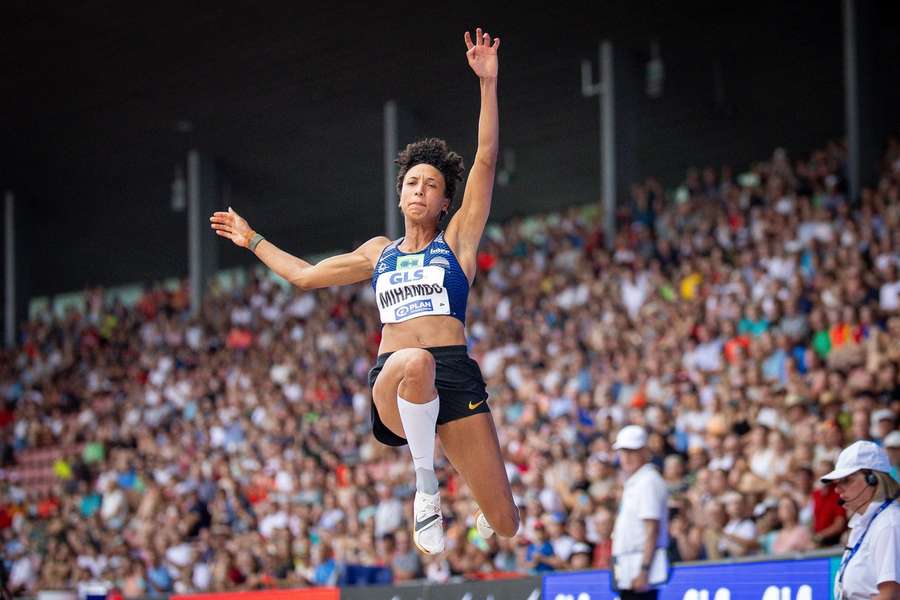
[210,207,389,289]
[445,28,500,282]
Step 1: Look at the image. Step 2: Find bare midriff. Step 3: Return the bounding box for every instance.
[378,315,467,354]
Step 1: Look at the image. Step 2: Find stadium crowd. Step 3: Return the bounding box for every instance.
[1,133,900,596]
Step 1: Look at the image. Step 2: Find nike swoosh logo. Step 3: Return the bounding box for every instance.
[414,514,440,532]
[468,400,485,410]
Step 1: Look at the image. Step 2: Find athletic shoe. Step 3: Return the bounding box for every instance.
[475,508,495,539]
[413,490,445,555]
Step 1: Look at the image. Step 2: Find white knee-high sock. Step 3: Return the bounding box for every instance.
[397,394,440,494]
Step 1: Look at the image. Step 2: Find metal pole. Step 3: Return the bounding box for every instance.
[600,41,616,250]
[843,0,859,202]
[581,41,616,249]
[187,150,201,317]
[4,192,14,348]
[384,101,400,240]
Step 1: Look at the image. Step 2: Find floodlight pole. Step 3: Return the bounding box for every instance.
[843,0,860,202]
[187,150,219,317]
[188,151,202,317]
[582,41,616,249]
[4,192,14,348]
[384,101,400,240]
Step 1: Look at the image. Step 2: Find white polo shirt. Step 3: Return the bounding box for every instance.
[612,463,669,556]
[835,500,900,600]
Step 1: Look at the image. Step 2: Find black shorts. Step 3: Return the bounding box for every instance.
[368,345,490,447]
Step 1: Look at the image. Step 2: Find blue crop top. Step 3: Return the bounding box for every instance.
[371,231,469,325]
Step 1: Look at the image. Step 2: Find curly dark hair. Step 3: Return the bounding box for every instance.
[395,138,465,204]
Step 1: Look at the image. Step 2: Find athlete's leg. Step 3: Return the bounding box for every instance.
[372,348,444,554]
[372,348,438,440]
[438,413,519,538]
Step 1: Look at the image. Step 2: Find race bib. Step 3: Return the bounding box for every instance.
[375,266,451,323]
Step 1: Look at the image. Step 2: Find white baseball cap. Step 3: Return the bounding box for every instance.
[820,440,892,482]
[870,409,895,438]
[872,408,895,423]
[571,542,592,555]
[884,431,900,449]
[613,425,648,450]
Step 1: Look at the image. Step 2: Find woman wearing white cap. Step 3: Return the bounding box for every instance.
[821,440,900,600]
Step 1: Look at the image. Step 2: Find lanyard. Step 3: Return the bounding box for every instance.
[837,499,894,590]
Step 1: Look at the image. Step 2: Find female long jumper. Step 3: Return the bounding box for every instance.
[211,28,518,555]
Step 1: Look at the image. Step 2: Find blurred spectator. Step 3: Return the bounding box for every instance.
[719,493,756,558]
[751,499,779,555]
[569,543,592,570]
[390,531,422,581]
[590,507,614,568]
[770,496,814,554]
[884,431,900,481]
[811,459,847,546]
[524,523,559,573]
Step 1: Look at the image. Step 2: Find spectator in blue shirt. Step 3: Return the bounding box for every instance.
[525,522,561,573]
[146,550,173,595]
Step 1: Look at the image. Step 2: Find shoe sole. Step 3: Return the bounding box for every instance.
[413,532,444,555]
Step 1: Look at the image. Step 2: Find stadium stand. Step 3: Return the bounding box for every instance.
[1,133,899,596]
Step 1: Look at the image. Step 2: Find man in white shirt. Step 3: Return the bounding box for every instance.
[612,425,669,599]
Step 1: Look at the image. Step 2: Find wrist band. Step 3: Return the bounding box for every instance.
[248,232,265,251]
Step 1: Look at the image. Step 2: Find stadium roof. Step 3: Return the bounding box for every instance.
[2,1,897,296]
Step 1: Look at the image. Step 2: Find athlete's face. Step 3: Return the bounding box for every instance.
[400,163,449,224]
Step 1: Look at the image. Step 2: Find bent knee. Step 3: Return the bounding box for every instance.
[401,349,436,383]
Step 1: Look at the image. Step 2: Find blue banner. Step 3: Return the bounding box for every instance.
[544,556,837,600]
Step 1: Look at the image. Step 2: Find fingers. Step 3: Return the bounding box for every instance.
[212,226,241,246]
[210,211,232,223]
[465,28,499,52]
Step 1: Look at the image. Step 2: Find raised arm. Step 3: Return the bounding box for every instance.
[445,28,500,282]
[210,207,389,289]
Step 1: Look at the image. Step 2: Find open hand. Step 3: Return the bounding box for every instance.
[210,207,254,248]
[464,28,499,79]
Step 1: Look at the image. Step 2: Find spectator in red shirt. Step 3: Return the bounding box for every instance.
[0,403,13,429]
[590,507,613,569]
[0,504,12,529]
[810,459,846,546]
